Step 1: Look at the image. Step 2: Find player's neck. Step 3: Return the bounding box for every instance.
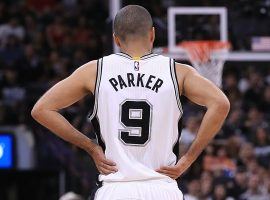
[120,44,152,58]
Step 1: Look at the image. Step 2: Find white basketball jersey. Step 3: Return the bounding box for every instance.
[89,52,183,183]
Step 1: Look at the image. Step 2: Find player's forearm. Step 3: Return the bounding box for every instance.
[181,99,230,163]
[31,108,96,154]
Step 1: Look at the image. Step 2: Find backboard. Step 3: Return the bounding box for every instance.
[155,7,270,61]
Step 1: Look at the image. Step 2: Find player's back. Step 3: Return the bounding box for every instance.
[89,52,183,182]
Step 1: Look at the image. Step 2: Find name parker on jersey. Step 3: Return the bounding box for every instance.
[109,73,164,93]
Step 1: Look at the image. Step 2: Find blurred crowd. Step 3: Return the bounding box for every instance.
[0,0,269,199]
[0,0,108,197]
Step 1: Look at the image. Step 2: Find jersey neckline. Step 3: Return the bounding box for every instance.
[115,52,159,60]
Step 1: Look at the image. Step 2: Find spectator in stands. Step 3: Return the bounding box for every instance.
[265,178,270,199]
[60,34,75,59]
[46,17,67,48]
[246,159,262,176]
[1,68,25,107]
[72,49,88,68]
[0,35,23,66]
[226,135,243,158]
[210,184,234,200]
[240,174,269,200]
[73,17,91,46]
[203,145,217,172]
[243,106,265,139]
[0,18,25,46]
[244,70,265,108]
[228,168,248,199]
[252,126,270,167]
[204,146,236,174]
[261,86,270,116]
[200,171,213,199]
[179,116,199,154]
[185,179,201,200]
[221,108,243,138]
[237,143,256,168]
[223,73,242,106]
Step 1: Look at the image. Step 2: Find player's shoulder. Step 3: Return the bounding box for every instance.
[174,61,196,75]
[74,60,98,75]
[55,60,98,93]
[71,60,98,89]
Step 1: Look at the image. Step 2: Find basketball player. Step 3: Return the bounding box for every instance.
[31,5,230,200]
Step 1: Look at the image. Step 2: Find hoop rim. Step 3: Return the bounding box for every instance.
[179,40,231,63]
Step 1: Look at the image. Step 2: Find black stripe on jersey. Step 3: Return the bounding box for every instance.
[169,58,183,114]
[140,53,159,60]
[88,58,103,119]
[91,116,106,152]
[173,117,183,161]
[140,52,153,58]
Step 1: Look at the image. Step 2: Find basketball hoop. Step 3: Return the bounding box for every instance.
[180,40,231,87]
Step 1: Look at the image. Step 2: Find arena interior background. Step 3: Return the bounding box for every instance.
[0,0,269,200]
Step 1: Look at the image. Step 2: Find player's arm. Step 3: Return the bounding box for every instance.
[31,61,117,174]
[157,64,230,179]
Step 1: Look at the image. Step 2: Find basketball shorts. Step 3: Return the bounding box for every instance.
[93,180,184,200]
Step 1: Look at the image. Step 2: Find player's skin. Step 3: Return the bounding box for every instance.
[31,27,230,179]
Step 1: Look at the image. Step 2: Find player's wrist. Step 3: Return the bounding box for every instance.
[176,154,194,168]
[83,140,98,155]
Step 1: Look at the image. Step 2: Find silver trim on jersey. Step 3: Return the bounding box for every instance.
[89,58,103,120]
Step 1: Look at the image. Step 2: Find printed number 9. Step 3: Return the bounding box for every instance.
[119,100,152,146]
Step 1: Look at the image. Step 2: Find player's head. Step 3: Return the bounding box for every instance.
[113,5,154,49]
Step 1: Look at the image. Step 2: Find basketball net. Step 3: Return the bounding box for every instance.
[180,41,230,87]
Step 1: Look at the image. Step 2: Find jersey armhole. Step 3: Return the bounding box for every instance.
[170,58,183,114]
[88,58,103,120]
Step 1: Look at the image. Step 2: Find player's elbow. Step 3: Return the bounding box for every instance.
[215,96,230,116]
[31,104,45,121]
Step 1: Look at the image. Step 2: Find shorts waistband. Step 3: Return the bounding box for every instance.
[102,178,176,186]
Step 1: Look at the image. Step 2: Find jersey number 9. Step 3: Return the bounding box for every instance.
[119,100,152,146]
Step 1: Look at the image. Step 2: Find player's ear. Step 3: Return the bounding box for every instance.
[150,27,155,43]
[113,33,121,48]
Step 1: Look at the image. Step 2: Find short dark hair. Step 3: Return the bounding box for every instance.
[113,5,153,41]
